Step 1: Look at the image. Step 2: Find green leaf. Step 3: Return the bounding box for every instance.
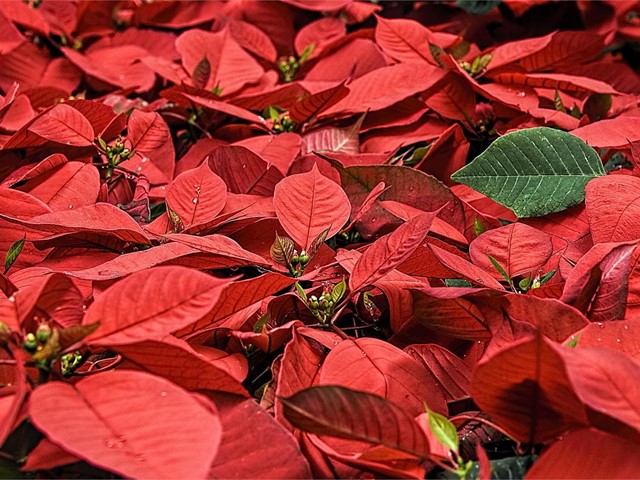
[487,254,511,284]
[538,269,557,287]
[295,282,308,303]
[426,405,458,454]
[331,277,347,303]
[444,279,474,287]
[451,127,605,218]
[253,313,268,333]
[455,0,501,15]
[299,44,315,64]
[519,276,532,291]
[554,90,566,113]
[473,217,486,237]
[4,235,25,274]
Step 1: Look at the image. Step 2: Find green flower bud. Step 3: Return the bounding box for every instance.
[36,324,52,343]
[23,333,37,352]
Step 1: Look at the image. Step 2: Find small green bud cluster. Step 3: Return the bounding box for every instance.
[308,291,335,325]
[290,249,310,277]
[23,324,52,353]
[60,351,84,377]
[272,114,294,133]
[459,54,492,77]
[278,56,299,83]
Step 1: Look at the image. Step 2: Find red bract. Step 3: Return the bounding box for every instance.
[0,1,639,478]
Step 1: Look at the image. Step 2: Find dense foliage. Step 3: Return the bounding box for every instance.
[1,0,640,478]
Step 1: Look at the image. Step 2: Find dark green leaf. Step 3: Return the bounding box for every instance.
[437,455,537,479]
[451,127,605,218]
[487,255,511,284]
[456,0,501,15]
[4,235,25,274]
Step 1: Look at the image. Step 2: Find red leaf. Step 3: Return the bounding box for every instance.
[115,339,249,396]
[174,272,294,336]
[374,16,453,65]
[338,164,463,239]
[425,72,475,122]
[572,116,640,148]
[322,63,446,117]
[17,162,100,211]
[469,223,553,279]
[471,334,588,444]
[289,81,349,125]
[125,110,175,185]
[349,212,436,292]
[209,399,312,479]
[428,243,505,290]
[563,347,640,433]
[82,266,227,346]
[165,162,227,232]
[586,175,640,243]
[273,164,351,250]
[526,429,640,479]
[319,337,447,416]
[300,114,364,155]
[412,287,493,341]
[280,385,430,458]
[576,318,640,358]
[175,27,263,95]
[404,344,472,403]
[208,146,283,196]
[29,370,221,479]
[28,104,94,147]
[0,203,149,245]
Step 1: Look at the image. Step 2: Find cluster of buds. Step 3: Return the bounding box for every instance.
[308,291,335,325]
[97,137,135,179]
[278,56,300,83]
[289,249,310,277]
[23,324,52,353]
[272,114,294,133]
[60,351,84,377]
[459,54,493,78]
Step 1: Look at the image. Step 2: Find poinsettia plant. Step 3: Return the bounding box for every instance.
[0,0,640,478]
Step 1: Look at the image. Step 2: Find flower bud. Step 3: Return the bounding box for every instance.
[23,333,37,352]
[36,324,52,343]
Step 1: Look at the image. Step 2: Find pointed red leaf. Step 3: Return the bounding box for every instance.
[412,287,493,340]
[322,63,446,117]
[0,203,149,245]
[17,162,100,211]
[82,266,227,346]
[428,243,505,290]
[289,81,349,125]
[281,385,430,459]
[471,334,588,444]
[404,344,471,403]
[28,104,94,147]
[209,399,312,479]
[349,212,436,292]
[526,429,640,479]
[125,110,175,185]
[29,370,221,479]
[175,27,263,95]
[586,175,640,243]
[319,337,447,416]
[572,116,640,148]
[115,339,249,397]
[563,347,640,433]
[273,164,351,250]
[208,146,283,196]
[165,162,227,232]
[469,223,553,279]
